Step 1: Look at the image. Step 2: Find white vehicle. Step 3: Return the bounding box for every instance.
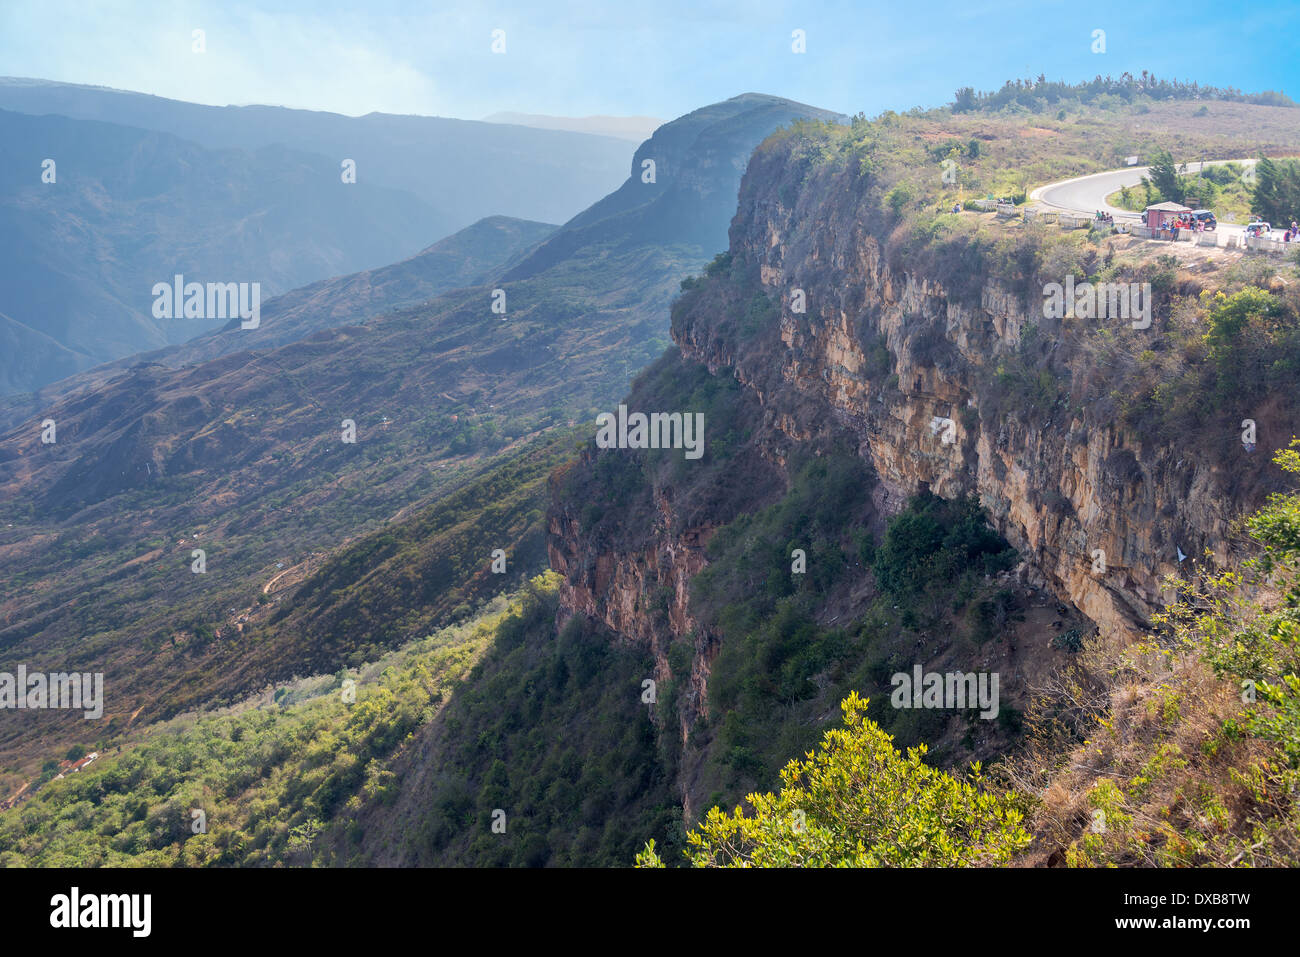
[1246,220,1272,238]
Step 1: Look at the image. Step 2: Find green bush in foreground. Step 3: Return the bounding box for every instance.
[636,691,1030,867]
[1200,438,1300,775]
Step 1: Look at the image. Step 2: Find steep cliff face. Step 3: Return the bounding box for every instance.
[503,93,846,281]
[672,148,1259,644]
[547,131,1275,812]
[546,365,799,758]
[548,468,717,744]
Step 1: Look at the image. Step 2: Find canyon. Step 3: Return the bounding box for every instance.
[547,125,1285,813]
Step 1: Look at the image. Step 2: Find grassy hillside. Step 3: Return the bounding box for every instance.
[0,427,584,793]
[0,586,517,866]
[0,237,692,785]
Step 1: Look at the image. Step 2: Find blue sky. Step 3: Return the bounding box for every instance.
[1,0,1297,121]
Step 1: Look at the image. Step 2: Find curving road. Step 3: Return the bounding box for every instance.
[1029,159,1261,242]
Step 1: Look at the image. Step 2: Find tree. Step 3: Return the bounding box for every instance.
[1201,287,1283,404]
[1250,156,1300,223]
[1142,148,1187,204]
[636,691,1030,867]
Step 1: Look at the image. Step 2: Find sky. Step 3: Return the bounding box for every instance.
[1,0,1298,122]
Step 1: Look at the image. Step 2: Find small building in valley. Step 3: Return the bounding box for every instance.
[1143,201,1192,230]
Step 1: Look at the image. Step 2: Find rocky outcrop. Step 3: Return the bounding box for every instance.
[546,405,800,753]
[547,132,1271,781]
[674,200,1251,644]
[543,128,1284,821]
[548,483,717,744]
[503,93,847,282]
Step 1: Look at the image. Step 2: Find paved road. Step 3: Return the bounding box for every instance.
[1029,159,1261,242]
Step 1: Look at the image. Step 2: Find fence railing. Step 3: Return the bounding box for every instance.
[1130,224,1217,244]
[1245,236,1296,255]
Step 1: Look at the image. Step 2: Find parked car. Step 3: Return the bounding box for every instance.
[1246,220,1272,238]
[1189,209,1217,230]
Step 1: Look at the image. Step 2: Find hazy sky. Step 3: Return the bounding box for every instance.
[2,0,1297,121]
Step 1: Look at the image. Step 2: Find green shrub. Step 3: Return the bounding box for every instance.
[872,491,1017,601]
[637,691,1030,867]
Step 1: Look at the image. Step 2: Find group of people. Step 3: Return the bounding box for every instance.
[1094,210,1115,225]
[1246,219,1300,240]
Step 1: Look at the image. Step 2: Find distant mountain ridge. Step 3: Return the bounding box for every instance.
[0,215,557,423]
[0,77,639,395]
[502,93,847,280]
[0,91,841,776]
[0,77,636,231]
[0,107,445,394]
[483,111,662,142]
[0,92,841,413]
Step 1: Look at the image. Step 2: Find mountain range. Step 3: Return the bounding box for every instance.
[4,79,1300,870]
[0,77,640,395]
[0,90,843,782]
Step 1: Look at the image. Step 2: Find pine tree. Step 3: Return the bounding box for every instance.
[1143,149,1186,204]
[1250,156,1300,222]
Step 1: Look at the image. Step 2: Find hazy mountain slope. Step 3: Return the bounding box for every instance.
[0,77,635,232]
[0,107,445,392]
[198,214,558,351]
[0,91,837,793]
[502,93,847,281]
[0,215,558,424]
[483,111,662,142]
[0,312,93,395]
